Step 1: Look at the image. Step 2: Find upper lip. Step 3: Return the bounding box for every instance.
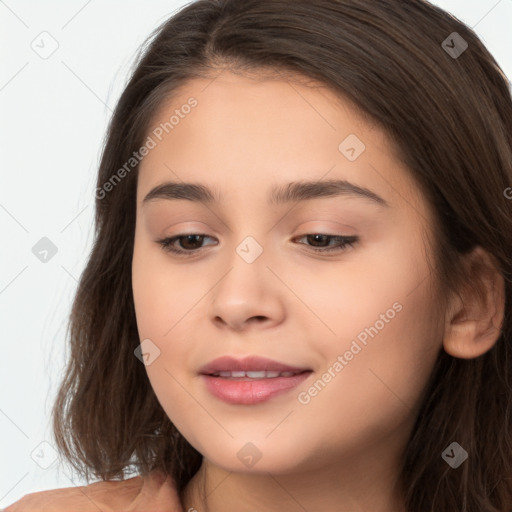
[198,356,311,375]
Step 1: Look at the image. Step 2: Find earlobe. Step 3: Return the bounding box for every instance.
[442,246,505,360]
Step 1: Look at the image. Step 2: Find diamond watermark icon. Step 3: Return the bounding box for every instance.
[441,32,468,59]
[30,31,59,59]
[442,441,468,469]
[32,237,58,263]
[31,441,58,469]
[236,236,263,264]
[237,442,262,468]
[134,338,161,366]
[339,134,366,161]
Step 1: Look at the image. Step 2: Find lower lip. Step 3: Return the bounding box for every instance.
[201,372,312,405]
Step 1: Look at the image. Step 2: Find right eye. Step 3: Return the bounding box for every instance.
[156,234,217,256]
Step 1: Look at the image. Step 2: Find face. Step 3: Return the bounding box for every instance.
[132,70,445,475]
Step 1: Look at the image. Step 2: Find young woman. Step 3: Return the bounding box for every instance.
[5,0,512,510]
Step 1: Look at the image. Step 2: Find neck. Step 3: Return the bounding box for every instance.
[180,452,407,512]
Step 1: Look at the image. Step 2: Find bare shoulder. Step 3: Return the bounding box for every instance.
[2,471,181,511]
[3,475,144,511]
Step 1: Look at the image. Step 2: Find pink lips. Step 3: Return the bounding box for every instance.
[198,355,309,374]
[198,355,312,405]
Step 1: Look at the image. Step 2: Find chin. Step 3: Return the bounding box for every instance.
[191,436,312,474]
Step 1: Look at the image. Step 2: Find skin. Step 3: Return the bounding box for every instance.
[131,69,504,512]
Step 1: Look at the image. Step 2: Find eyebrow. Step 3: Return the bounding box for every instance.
[142,179,390,208]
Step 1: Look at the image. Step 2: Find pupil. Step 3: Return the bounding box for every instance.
[183,235,202,249]
[309,234,328,247]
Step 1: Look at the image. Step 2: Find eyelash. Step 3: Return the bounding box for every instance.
[156,233,358,257]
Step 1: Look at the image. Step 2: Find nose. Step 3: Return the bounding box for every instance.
[208,244,286,332]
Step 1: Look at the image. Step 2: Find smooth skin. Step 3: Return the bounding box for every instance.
[132,69,504,512]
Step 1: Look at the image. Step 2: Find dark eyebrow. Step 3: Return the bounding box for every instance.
[142,179,390,208]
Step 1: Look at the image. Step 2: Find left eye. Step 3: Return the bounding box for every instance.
[294,233,358,253]
[156,233,358,256]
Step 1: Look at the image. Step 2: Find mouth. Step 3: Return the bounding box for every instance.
[198,356,313,405]
[207,370,308,379]
[198,355,311,375]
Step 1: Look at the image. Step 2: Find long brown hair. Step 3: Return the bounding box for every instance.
[52,1,512,510]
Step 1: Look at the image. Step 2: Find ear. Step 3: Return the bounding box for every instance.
[443,246,505,359]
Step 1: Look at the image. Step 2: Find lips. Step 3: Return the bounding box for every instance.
[211,370,303,379]
[198,355,310,376]
[198,355,313,405]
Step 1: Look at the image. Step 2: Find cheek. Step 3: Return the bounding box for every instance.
[304,253,441,435]
[287,228,439,360]
[292,233,442,420]
[132,234,209,339]
[132,256,198,442]
[287,295,442,465]
[296,305,441,459]
[132,237,216,431]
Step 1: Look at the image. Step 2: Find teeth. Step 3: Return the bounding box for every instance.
[246,371,266,378]
[212,370,303,379]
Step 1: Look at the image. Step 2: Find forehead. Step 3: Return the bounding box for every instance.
[136,71,426,214]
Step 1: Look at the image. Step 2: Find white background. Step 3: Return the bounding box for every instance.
[1,0,511,507]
